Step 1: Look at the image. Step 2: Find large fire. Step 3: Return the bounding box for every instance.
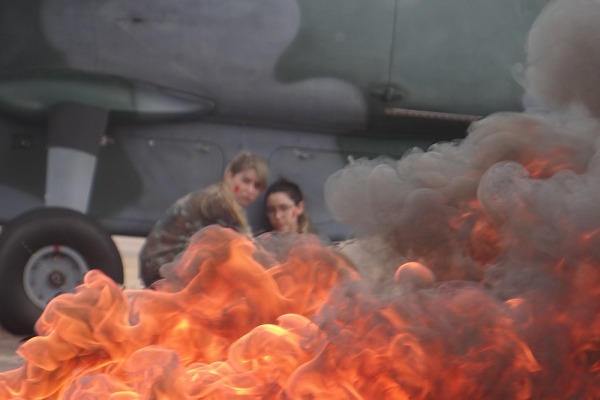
[0,227,360,399]
[0,200,598,398]
[2,0,600,398]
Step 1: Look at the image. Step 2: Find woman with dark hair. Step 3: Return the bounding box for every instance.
[254,178,332,265]
[263,178,312,234]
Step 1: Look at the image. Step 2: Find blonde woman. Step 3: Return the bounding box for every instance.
[139,151,269,287]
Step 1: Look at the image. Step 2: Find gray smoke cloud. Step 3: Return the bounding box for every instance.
[524,0,600,117]
[325,0,600,293]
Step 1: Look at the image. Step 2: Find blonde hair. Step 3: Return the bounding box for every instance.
[199,182,251,236]
[224,151,269,190]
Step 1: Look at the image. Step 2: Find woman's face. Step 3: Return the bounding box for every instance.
[265,191,304,233]
[225,169,264,206]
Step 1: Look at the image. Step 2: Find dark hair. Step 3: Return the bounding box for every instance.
[264,178,311,233]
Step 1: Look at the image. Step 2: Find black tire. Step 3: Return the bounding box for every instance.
[0,207,123,335]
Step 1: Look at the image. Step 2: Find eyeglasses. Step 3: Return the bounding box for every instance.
[266,204,294,215]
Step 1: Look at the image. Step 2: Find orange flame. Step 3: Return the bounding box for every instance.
[0,224,599,399]
[0,226,356,399]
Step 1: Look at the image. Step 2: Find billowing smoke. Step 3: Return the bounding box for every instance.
[524,0,600,117]
[2,1,600,398]
[325,0,600,293]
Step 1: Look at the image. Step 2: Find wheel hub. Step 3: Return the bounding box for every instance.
[23,245,89,309]
[48,270,66,287]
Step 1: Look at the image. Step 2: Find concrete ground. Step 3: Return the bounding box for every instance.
[0,235,145,373]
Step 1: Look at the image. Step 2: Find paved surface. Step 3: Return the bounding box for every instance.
[0,330,23,372]
[0,235,145,372]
